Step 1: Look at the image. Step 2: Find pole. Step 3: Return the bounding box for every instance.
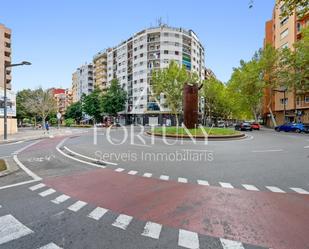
[3,65,7,140]
[283,90,286,123]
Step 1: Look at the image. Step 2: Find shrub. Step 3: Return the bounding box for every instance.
[49,117,58,126]
[65,118,75,127]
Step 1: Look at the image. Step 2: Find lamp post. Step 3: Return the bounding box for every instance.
[3,61,31,140]
[273,88,287,123]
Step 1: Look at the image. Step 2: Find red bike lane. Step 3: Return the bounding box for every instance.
[44,168,309,249]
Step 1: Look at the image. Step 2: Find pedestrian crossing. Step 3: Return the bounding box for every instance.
[112,167,309,195]
[24,183,270,249]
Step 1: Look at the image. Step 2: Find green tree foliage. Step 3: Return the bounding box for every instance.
[82,88,103,123]
[16,89,35,122]
[65,101,83,123]
[101,79,127,117]
[277,0,309,18]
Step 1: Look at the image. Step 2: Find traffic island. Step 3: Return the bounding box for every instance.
[146,127,245,140]
[0,159,7,172]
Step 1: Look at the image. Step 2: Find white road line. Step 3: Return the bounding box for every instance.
[128,170,138,175]
[143,173,152,177]
[0,179,40,190]
[67,201,87,212]
[220,238,245,249]
[88,207,108,220]
[178,177,188,183]
[29,183,46,191]
[266,186,286,193]
[13,140,41,154]
[242,184,259,191]
[0,205,2,208]
[51,194,71,204]
[251,149,283,153]
[0,214,33,245]
[219,182,234,189]
[13,155,42,181]
[304,145,309,149]
[178,229,199,249]
[197,180,209,186]
[39,188,56,197]
[290,188,309,194]
[160,175,169,180]
[141,221,162,239]
[115,168,125,172]
[63,146,117,166]
[38,242,63,249]
[112,214,133,230]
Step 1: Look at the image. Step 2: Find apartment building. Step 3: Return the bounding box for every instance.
[263,2,309,126]
[50,88,73,118]
[102,25,205,125]
[93,51,107,90]
[71,63,94,102]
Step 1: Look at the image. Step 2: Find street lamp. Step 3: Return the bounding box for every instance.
[3,61,31,140]
[273,88,287,123]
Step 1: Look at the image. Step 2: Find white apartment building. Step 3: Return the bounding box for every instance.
[72,63,94,102]
[103,25,205,125]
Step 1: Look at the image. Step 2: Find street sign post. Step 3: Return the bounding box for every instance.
[57,112,62,129]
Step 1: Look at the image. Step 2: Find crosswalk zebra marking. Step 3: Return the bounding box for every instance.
[128,170,138,175]
[115,168,125,172]
[39,188,56,197]
[178,229,199,249]
[290,187,309,194]
[143,173,152,177]
[37,242,63,249]
[51,194,70,204]
[197,180,209,186]
[219,182,234,189]
[178,177,188,183]
[88,207,108,220]
[220,238,245,249]
[112,214,133,230]
[266,186,285,193]
[29,183,46,191]
[141,221,162,239]
[67,201,87,212]
[160,175,169,181]
[242,184,259,191]
[0,214,33,245]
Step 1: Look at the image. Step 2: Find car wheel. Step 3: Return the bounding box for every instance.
[295,128,301,133]
[275,128,280,132]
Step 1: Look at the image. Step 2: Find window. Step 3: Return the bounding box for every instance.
[305,96,309,103]
[280,29,289,39]
[297,96,301,105]
[163,32,169,37]
[140,78,144,83]
[175,42,179,46]
[164,50,169,54]
[175,34,179,38]
[280,98,288,105]
[140,45,143,49]
[281,42,289,49]
[134,47,137,51]
[140,53,143,57]
[175,51,179,55]
[280,17,289,26]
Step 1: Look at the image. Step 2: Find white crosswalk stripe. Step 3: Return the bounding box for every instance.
[38,242,63,249]
[197,180,209,186]
[178,229,199,249]
[88,207,108,220]
[0,214,33,245]
[29,183,46,191]
[141,221,162,239]
[266,186,285,193]
[39,188,56,197]
[112,214,133,230]
[128,170,138,175]
[115,168,125,172]
[242,184,259,191]
[67,201,87,212]
[143,173,152,177]
[290,187,309,194]
[178,177,188,183]
[160,175,169,180]
[220,238,245,249]
[51,195,70,204]
[219,182,234,189]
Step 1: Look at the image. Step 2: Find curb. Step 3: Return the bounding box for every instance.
[0,158,19,177]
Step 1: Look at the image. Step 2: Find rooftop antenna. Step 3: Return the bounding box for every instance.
[249,0,253,9]
[158,17,163,27]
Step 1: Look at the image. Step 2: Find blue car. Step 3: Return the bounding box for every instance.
[275,123,309,133]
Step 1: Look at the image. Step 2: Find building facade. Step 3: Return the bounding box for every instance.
[93,51,107,91]
[0,24,12,90]
[71,63,94,103]
[263,2,309,126]
[50,88,73,119]
[101,25,205,125]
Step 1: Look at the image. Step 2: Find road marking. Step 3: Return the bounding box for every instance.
[141,221,162,239]
[178,177,188,183]
[51,194,71,204]
[304,145,309,149]
[178,229,199,249]
[266,186,286,193]
[251,149,283,153]
[112,214,133,230]
[67,201,87,212]
[88,207,108,220]
[13,140,41,154]
[220,238,245,249]
[0,179,41,190]
[63,146,117,166]
[39,188,56,197]
[0,214,33,245]
[242,184,259,191]
[143,173,152,177]
[29,183,46,191]
[38,242,63,249]
[128,170,138,175]
[115,168,125,172]
[290,188,309,194]
[0,205,2,208]
[160,175,169,180]
[219,182,234,189]
[197,180,209,186]
[13,155,42,181]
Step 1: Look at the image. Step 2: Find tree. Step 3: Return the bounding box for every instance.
[65,101,83,124]
[152,61,189,126]
[16,89,35,123]
[101,79,127,117]
[277,0,309,18]
[82,88,104,123]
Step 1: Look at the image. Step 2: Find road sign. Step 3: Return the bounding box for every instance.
[57,112,62,120]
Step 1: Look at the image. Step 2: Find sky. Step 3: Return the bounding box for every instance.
[0,0,275,92]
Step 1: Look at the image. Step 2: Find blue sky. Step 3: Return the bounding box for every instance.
[0,0,274,91]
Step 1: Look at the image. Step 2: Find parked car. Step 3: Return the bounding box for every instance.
[217,121,225,128]
[235,122,253,131]
[275,123,309,133]
[251,122,261,130]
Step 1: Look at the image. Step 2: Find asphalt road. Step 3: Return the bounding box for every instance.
[0,127,308,249]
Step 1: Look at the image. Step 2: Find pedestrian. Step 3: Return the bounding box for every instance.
[45,121,50,134]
